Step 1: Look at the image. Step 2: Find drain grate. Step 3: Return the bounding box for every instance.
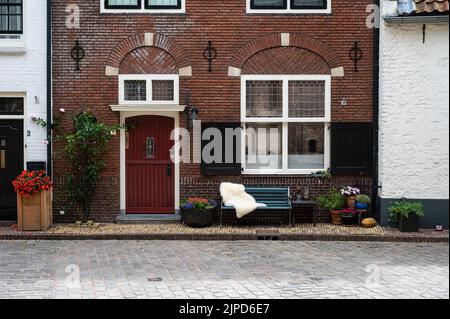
[256,229,280,241]
[148,277,163,282]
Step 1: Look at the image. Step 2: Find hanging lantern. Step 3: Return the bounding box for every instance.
[397,0,416,15]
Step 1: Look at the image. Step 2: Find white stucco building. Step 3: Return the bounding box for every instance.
[0,0,48,219]
[379,0,449,227]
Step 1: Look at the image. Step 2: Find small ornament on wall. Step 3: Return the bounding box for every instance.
[71,40,85,71]
[349,41,363,72]
[203,41,217,72]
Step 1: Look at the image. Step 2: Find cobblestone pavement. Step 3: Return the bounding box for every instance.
[0,241,448,299]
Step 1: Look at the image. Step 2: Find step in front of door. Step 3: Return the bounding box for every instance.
[116,214,182,224]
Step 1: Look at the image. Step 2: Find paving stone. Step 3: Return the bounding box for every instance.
[0,240,448,299]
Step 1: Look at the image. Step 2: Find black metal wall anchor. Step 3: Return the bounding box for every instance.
[203,41,217,72]
[71,40,85,71]
[349,41,363,72]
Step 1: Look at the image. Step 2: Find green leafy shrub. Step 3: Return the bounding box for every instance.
[63,112,124,222]
[388,201,425,224]
[317,189,346,211]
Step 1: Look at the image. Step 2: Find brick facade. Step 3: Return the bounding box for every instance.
[52,1,374,222]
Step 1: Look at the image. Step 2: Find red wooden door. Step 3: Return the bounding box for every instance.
[126,116,175,214]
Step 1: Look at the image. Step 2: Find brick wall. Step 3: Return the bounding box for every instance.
[52,0,374,222]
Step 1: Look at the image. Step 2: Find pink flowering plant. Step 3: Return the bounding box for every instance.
[340,186,361,197]
[341,208,358,217]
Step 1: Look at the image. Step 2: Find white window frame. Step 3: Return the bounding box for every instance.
[101,0,185,14]
[246,0,331,14]
[0,0,26,51]
[119,74,179,105]
[241,74,331,175]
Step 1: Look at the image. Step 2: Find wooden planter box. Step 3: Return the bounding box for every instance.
[17,189,52,231]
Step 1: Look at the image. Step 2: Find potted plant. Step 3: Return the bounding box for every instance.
[317,189,346,225]
[12,170,52,231]
[180,198,217,228]
[341,209,357,226]
[341,186,361,209]
[356,194,371,210]
[388,201,425,233]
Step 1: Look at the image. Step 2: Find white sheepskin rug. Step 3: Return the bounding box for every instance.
[220,182,267,219]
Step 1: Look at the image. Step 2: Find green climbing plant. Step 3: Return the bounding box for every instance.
[63,112,124,222]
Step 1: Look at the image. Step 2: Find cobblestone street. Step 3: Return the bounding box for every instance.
[0,241,448,299]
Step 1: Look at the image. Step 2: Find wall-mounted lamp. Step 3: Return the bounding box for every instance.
[184,90,199,130]
[34,96,40,104]
[341,98,348,107]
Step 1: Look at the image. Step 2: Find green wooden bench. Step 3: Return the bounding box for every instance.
[220,186,292,226]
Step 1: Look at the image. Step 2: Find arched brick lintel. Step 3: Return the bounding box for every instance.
[230,33,343,71]
[106,33,192,73]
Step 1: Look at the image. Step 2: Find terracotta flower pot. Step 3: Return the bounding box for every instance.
[17,189,52,231]
[346,196,357,209]
[330,210,343,225]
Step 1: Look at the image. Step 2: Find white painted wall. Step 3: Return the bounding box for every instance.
[379,0,449,199]
[0,0,48,163]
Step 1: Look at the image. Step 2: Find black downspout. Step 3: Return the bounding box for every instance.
[373,0,381,220]
[46,0,52,176]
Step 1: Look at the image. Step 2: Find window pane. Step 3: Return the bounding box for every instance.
[0,97,24,115]
[0,0,22,34]
[106,0,140,8]
[289,81,325,118]
[246,123,282,170]
[152,80,174,101]
[246,81,283,118]
[292,0,327,9]
[251,0,286,9]
[125,80,146,101]
[147,0,180,7]
[288,123,324,169]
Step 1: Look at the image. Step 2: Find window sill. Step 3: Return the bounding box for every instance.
[246,9,331,15]
[242,169,328,175]
[100,9,186,15]
[0,45,26,54]
[110,104,185,112]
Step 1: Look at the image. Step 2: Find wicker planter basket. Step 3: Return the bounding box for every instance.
[17,189,52,231]
[181,208,215,228]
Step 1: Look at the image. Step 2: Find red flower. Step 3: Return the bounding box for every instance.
[11,170,52,196]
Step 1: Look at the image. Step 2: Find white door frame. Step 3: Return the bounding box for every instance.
[119,110,180,215]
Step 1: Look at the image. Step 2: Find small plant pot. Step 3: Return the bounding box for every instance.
[181,208,215,228]
[346,196,357,209]
[399,214,420,233]
[355,203,369,210]
[330,210,343,225]
[342,215,356,226]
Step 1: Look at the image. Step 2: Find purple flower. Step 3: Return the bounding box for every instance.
[182,202,194,209]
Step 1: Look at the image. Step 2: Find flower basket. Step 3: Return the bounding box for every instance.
[13,170,53,231]
[181,208,215,228]
[180,198,217,228]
